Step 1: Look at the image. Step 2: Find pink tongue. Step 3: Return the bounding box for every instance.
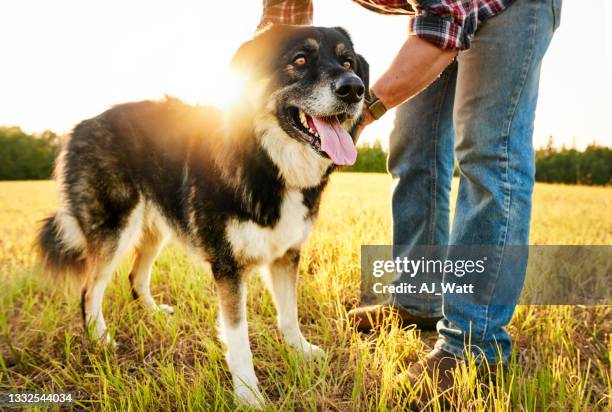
[310,116,357,165]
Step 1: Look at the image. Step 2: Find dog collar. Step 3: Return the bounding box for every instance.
[365,89,388,120]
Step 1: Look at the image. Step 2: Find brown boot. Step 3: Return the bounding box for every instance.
[347,304,441,332]
[397,349,504,408]
[396,348,459,408]
[399,348,458,389]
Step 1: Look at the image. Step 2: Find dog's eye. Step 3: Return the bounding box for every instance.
[293,55,307,66]
[343,60,352,70]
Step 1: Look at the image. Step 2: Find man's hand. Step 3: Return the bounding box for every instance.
[352,105,375,144]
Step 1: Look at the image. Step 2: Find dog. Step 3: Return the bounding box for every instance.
[37,25,369,406]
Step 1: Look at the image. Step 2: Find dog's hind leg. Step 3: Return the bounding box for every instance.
[215,272,264,407]
[263,249,325,359]
[81,201,145,346]
[81,258,116,346]
[128,224,173,314]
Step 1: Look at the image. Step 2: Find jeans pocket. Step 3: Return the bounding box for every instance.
[552,0,562,31]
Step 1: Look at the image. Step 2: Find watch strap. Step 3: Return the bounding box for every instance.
[366,90,388,120]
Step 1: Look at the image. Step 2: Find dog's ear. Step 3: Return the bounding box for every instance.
[333,26,353,44]
[230,25,286,81]
[354,53,370,100]
[230,38,261,79]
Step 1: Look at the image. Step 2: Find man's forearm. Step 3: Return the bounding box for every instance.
[371,35,457,110]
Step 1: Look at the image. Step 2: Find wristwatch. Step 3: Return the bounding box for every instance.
[365,89,388,120]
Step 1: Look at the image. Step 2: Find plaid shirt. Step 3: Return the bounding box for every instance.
[259,0,515,50]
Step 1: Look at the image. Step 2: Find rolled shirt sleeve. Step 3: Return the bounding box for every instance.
[259,0,313,31]
[408,0,480,50]
[259,0,508,50]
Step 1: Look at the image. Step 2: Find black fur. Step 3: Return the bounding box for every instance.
[80,288,87,327]
[128,272,140,300]
[302,173,330,219]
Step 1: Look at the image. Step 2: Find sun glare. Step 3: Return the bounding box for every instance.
[181,69,247,109]
[216,71,247,108]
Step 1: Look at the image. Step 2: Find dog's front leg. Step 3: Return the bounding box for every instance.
[264,249,325,359]
[215,274,264,407]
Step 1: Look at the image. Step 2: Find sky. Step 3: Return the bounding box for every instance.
[0,0,610,149]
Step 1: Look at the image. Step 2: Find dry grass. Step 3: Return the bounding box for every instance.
[0,174,611,411]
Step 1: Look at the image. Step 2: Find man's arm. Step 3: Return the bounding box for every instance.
[371,36,457,110]
[356,35,456,134]
[361,0,484,124]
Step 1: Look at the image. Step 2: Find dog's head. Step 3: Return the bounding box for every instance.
[231,25,369,169]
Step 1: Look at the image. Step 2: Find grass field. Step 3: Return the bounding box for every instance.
[0,174,611,411]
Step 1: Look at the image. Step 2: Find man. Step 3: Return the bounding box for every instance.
[260,0,561,400]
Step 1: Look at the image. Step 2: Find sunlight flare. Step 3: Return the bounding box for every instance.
[190,69,247,109]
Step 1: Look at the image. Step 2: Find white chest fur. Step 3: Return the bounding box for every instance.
[225,191,313,264]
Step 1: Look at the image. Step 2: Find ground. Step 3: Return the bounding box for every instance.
[0,174,610,411]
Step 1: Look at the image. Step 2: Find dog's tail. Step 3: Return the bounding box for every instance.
[36,213,89,283]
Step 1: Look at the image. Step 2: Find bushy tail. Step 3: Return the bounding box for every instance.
[37,214,88,280]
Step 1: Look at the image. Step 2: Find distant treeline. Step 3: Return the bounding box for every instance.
[535,141,612,185]
[0,127,610,185]
[0,127,59,180]
[345,138,612,186]
[343,141,388,173]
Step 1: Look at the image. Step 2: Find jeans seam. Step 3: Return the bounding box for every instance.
[480,5,538,342]
[428,94,439,244]
[551,0,561,32]
[428,69,452,244]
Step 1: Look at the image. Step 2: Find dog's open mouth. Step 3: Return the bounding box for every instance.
[288,107,357,166]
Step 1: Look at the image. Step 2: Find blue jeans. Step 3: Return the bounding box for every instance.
[388,0,561,362]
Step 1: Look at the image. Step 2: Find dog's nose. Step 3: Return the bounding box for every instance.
[334,76,365,104]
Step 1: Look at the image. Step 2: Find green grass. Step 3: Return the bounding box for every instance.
[0,174,611,411]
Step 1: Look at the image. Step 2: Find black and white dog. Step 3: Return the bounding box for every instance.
[37,25,368,405]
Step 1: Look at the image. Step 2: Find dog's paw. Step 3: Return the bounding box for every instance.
[157,304,175,314]
[89,328,117,349]
[234,385,265,409]
[299,341,326,360]
[91,334,118,350]
[100,332,119,349]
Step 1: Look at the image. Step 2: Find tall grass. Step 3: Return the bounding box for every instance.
[0,175,610,410]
